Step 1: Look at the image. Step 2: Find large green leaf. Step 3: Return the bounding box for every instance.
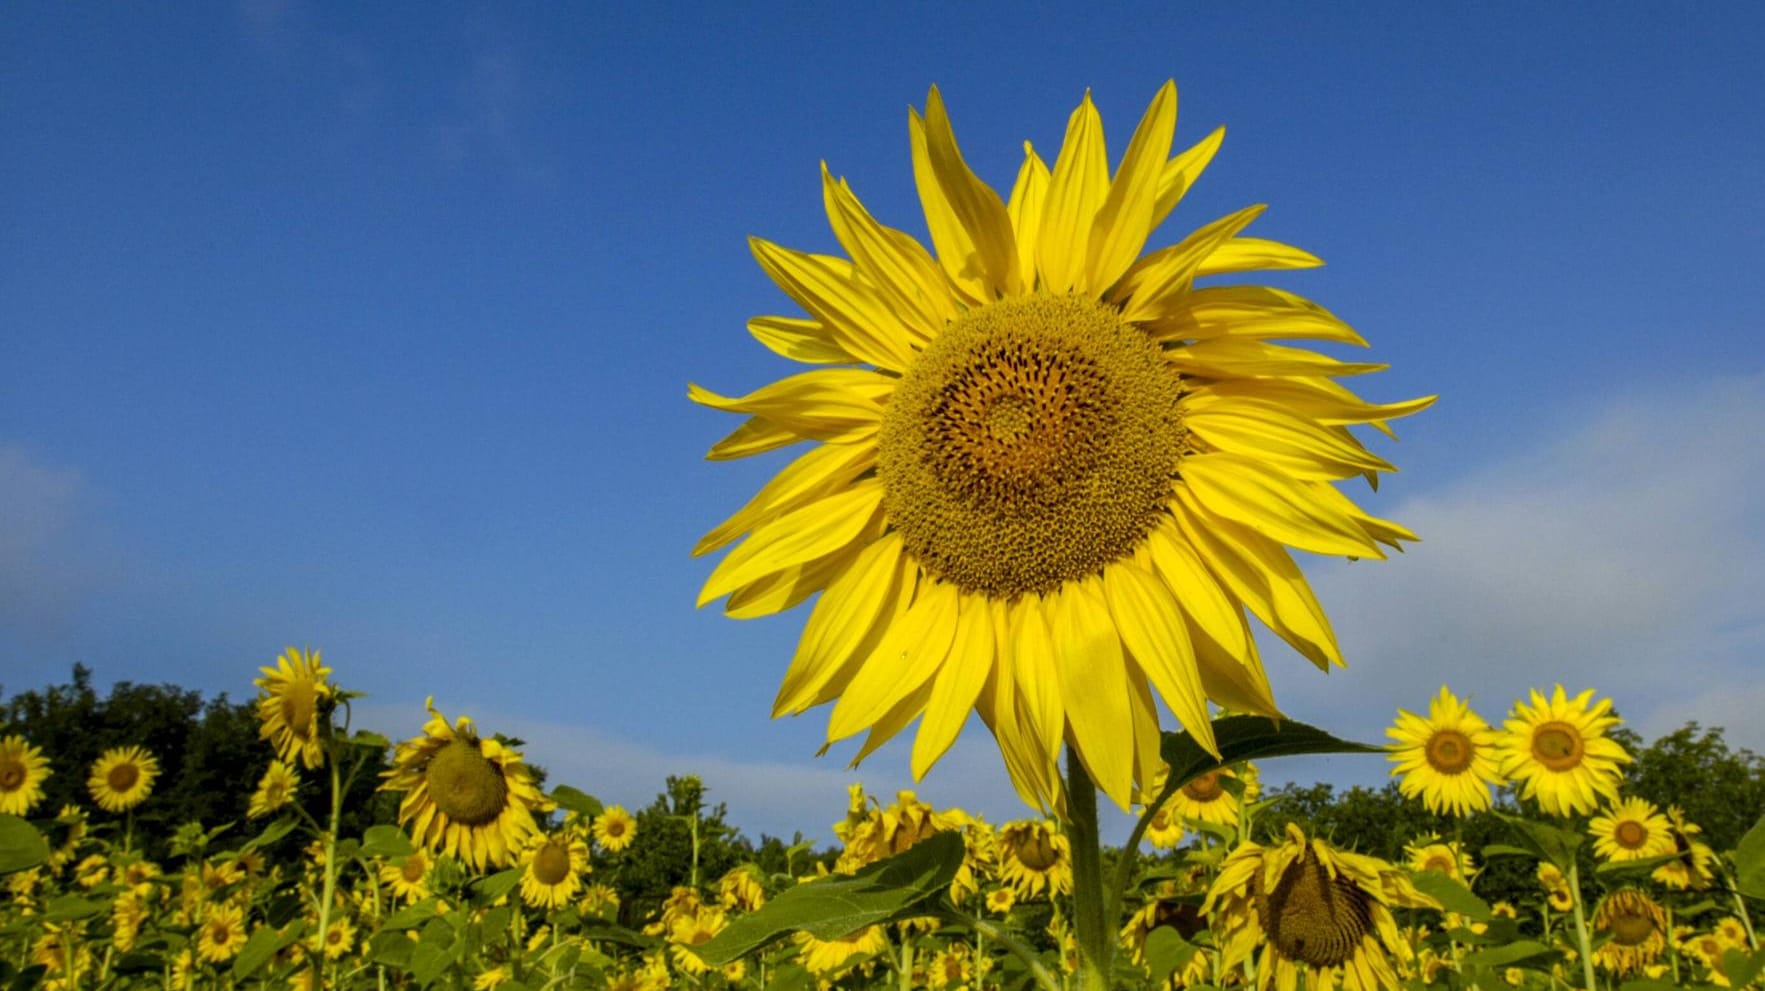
[1732,812,1765,901]
[1494,813,1582,871]
[1408,871,1491,921]
[1153,717,1381,812]
[360,825,416,859]
[1722,946,1765,989]
[550,785,604,819]
[232,920,304,980]
[1145,927,1199,983]
[1594,852,1681,880]
[693,831,964,966]
[0,816,48,875]
[1461,940,1556,968]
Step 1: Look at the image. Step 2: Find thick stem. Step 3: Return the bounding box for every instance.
[1566,860,1597,991]
[1065,749,1113,991]
[313,745,345,989]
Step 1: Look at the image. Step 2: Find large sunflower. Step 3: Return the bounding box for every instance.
[1591,888,1668,976]
[254,647,334,770]
[379,698,548,871]
[88,745,159,814]
[0,734,52,816]
[1386,686,1504,816]
[1494,686,1630,817]
[1588,796,1674,863]
[1204,823,1440,991]
[691,82,1430,811]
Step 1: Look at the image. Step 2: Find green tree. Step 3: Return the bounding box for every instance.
[1613,722,1765,850]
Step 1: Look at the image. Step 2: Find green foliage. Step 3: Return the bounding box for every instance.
[1613,722,1765,850]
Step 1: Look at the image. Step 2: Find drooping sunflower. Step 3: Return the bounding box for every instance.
[1404,837,1477,882]
[1591,888,1668,976]
[518,830,590,910]
[88,745,159,813]
[794,924,889,978]
[997,820,1073,899]
[0,735,52,816]
[1652,805,1718,890]
[196,903,248,963]
[247,760,300,820]
[1536,861,1574,913]
[592,805,637,853]
[1204,822,1441,991]
[1588,796,1674,863]
[1386,686,1504,816]
[254,647,334,770]
[1160,763,1258,828]
[691,82,1431,811]
[378,697,548,871]
[1494,686,1630,817]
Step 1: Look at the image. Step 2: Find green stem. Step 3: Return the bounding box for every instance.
[1566,859,1597,991]
[1065,749,1113,991]
[1721,863,1760,950]
[313,741,345,989]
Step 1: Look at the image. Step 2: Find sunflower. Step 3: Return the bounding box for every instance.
[0,735,52,816]
[1120,886,1211,987]
[316,915,356,960]
[1494,686,1630,817]
[379,697,548,871]
[88,745,159,813]
[1536,861,1574,913]
[691,82,1430,811]
[381,849,433,903]
[985,887,1017,914]
[718,865,767,912]
[1160,763,1258,828]
[795,924,889,978]
[1204,822,1440,991]
[1143,803,1187,850]
[1588,796,1674,863]
[519,830,590,910]
[1404,837,1476,882]
[1652,805,1718,890]
[667,907,728,977]
[247,760,300,820]
[592,805,637,853]
[1591,888,1667,976]
[254,647,334,770]
[1386,686,1504,816]
[196,903,248,963]
[997,820,1073,899]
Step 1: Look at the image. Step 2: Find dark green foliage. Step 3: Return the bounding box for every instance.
[1613,722,1765,850]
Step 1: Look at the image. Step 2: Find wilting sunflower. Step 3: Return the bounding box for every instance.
[0,735,52,816]
[88,746,159,813]
[1591,888,1668,976]
[1386,686,1503,816]
[254,647,334,770]
[691,82,1431,811]
[1404,837,1476,882]
[196,903,248,963]
[1204,822,1440,991]
[1588,796,1674,863]
[1495,686,1630,817]
[518,830,590,910]
[247,760,300,820]
[1653,805,1718,890]
[997,820,1073,899]
[379,698,548,871]
[592,805,637,853]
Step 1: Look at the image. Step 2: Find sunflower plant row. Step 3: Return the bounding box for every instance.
[1,651,1762,991]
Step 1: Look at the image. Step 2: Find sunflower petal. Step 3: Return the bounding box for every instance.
[1184,397,1396,481]
[688,370,889,437]
[1145,285,1366,347]
[921,87,1020,296]
[1038,90,1109,294]
[1006,141,1052,291]
[749,239,915,371]
[1087,80,1177,292]
[827,579,961,742]
[697,482,884,607]
[849,680,935,767]
[1111,204,1266,322]
[747,315,856,365]
[774,535,908,716]
[1102,560,1217,756]
[1194,236,1324,278]
[1049,578,1134,809]
[1010,594,1066,780]
[1150,125,1225,230]
[822,166,952,342]
[1181,452,1382,559]
[1164,338,1386,379]
[911,595,996,778]
[694,440,877,556]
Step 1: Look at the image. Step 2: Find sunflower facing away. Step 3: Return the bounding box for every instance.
[247,760,300,820]
[88,745,159,814]
[1588,796,1674,863]
[1591,888,1668,976]
[1386,686,1504,816]
[691,81,1431,811]
[379,698,548,871]
[1495,685,1630,817]
[0,734,52,816]
[254,647,334,770]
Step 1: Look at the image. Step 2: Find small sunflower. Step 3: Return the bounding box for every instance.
[1386,686,1504,816]
[997,820,1073,899]
[473,965,512,991]
[0,735,52,816]
[1143,803,1187,850]
[1652,805,1718,890]
[1161,763,1257,827]
[578,881,621,918]
[1715,917,1749,948]
[1495,686,1630,817]
[254,647,334,770]
[196,904,248,963]
[718,865,766,912]
[518,831,590,910]
[984,887,1017,914]
[379,698,548,871]
[380,849,433,903]
[247,760,300,820]
[88,745,159,814]
[1204,822,1441,991]
[795,924,888,977]
[668,907,728,976]
[592,805,637,853]
[1591,888,1667,976]
[1404,837,1477,882]
[1536,861,1574,913]
[1588,796,1674,863]
[316,916,356,960]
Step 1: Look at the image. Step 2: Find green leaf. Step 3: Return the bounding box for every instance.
[1408,871,1491,921]
[43,894,102,921]
[232,922,299,980]
[550,785,604,819]
[1479,843,1537,860]
[241,817,298,853]
[1461,940,1556,967]
[574,916,660,949]
[1722,946,1765,988]
[473,868,522,903]
[360,825,416,859]
[693,831,964,966]
[410,918,457,986]
[1155,716,1381,812]
[1145,927,1199,983]
[1594,852,1682,879]
[369,930,415,968]
[1494,813,1582,870]
[1617,981,1682,991]
[0,816,48,875]
[383,899,442,931]
[350,730,392,750]
[1732,812,1765,901]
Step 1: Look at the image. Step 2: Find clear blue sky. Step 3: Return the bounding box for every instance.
[5,3,1762,842]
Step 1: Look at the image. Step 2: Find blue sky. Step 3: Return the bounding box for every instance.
[4,3,1763,843]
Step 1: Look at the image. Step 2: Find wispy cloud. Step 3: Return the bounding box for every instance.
[0,445,111,645]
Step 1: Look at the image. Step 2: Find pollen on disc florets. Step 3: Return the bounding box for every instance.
[1261,844,1374,968]
[425,738,508,826]
[877,293,1187,597]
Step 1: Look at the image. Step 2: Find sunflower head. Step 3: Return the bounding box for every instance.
[1592,888,1668,976]
[518,831,589,910]
[0,735,52,817]
[1589,796,1674,863]
[87,746,159,814]
[1496,685,1630,817]
[592,805,637,853]
[1387,686,1504,816]
[254,647,335,770]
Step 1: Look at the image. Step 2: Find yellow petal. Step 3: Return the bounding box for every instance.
[749,238,915,371]
[909,110,984,304]
[1038,90,1109,294]
[1005,141,1051,291]
[1191,613,1281,719]
[1101,560,1216,756]
[920,87,1021,296]
[1183,398,1396,481]
[774,534,906,716]
[1049,578,1134,809]
[688,370,889,438]
[1196,377,1436,440]
[1180,452,1383,559]
[1125,666,1164,794]
[1163,338,1386,380]
[827,579,961,742]
[911,594,995,778]
[703,415,800,461]
[746,315,855,365]
[1087,80,1177,293]
[694,440,876,556]
[1112,204,1265,322]
[848,680,934,768]
[697,481,884,607]
[1194,237,1324,278]
[1145,285,1366,347]
[1009,594,1066,780]
[976,661,1054,814]
[723,548,852,619]
[1142,525,1250,660]
[822,166,952,342]
[1150,125,1225,230]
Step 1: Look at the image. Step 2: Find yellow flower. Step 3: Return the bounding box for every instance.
[473,965,512,990]
[592,805,636,853]
[87,745,159,813]
[254,647,334,770]
[997,820,1073,899]
[1495,686,1630,817]
[1386,687,1504,816]
[1120,891,1211,987]
[1536,861,1574,913]
[795,924,888,977]
[0,735,52,816]
[985,887,1017,914]
[1404,837,1477,882]
[692,82,1430,812]
[578,881,621,918]
[316,916,356,960]
[1204,822,1441,991]
[667,907,727,976]
[381,849,433,903]
[248,760,300,819]
[1588,796,1674,863]
[1715,917,1749,948]
[718,865,766,912]
[1591,888,1667,976]
[1142,803,1187,850]
[1652,805,1718,890]
[379,698,548,871]
[1157,763,1258,828]
[196,904,248,963]
[518,831,589,910]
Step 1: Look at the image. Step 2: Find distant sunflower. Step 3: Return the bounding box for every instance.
[1536,862,1574,913]
[317,916,356,960]
[1495,686,1630,817]
[1386,686,1504,816]
[1404,837,1476,882]
[985,887,1017,914]
[692,81,1431,812]
[718,865,766,912]
[518,831,589,910]
[1588,796,1674,863]
[381,849,433,903]
[593,805,637,853]
[1204,822,1440,991]
[1143,803,1187,850]
[247,760,300,820]
[997,820,1073,899]
[0,735,52,816]
[254,647,334,770]
[1652,805,1718,890]
[379,698,547,871]
[88,746,159,814]
[1591,889,1667,976]
[668,907,728,977]
[196,903,248,963]
[1161,764,1257,827]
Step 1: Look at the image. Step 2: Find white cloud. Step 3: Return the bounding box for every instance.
[0,445,107,642]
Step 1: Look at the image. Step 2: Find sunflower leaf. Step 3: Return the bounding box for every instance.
[1732,812,1765,901]
[1593,852,1682,879]
[0,816,48,875]
[1494,812,1582,871]
[241,816,298,853]
[1153,716,1381,813]
[1461,940,1556,968]
[472,868,523,904]
[549,785,604,819]
[1407,871,1491,921]
[691,831,964,966]
[1145,927,1199,983]
[359,824,416,859]
[232,919,302,980]
[1723,946,1765,988]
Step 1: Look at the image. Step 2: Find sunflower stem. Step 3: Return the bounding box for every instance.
[940,910,1061,991]
[312,725,345,991]
[1064,748,1114,991]
[1566,859,1597,991]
